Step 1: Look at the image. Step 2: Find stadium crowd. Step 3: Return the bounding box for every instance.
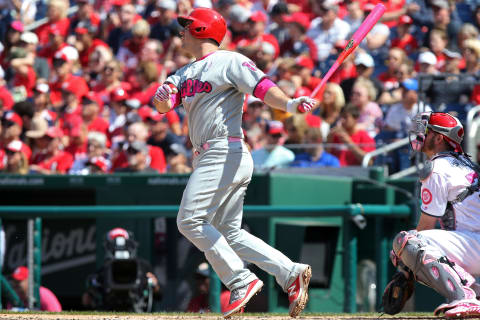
[0,0,480,175]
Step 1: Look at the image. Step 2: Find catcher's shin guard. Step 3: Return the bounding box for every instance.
[392,231,477,305]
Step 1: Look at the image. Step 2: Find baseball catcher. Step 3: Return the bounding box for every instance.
[384,112,480,318]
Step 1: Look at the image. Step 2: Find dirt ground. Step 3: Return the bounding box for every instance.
[0,314,443,320]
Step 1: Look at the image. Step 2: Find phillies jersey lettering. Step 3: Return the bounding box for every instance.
[166,50,265,150]
[180,79,212,98]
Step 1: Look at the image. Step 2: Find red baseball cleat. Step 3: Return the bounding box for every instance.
[287,264,312,318]
[445,301,480,318]
[223,279,263,318]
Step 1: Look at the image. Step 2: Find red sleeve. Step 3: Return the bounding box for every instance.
[359,131,376,153]
[165,110,180,125]
[148,146,166,173]
[0,86,14,109]
[56,152,74,173]
[305,37,318,63]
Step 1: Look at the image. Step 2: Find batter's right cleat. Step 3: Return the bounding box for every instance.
[445,301,480,318]
[288,264,312,318]
[223,279,263,319]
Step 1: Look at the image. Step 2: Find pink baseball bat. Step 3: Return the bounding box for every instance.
[302,3,386,110]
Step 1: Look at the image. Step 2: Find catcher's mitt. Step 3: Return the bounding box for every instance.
[382,271,415,315]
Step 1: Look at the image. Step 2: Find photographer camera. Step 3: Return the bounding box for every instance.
[82,228,161,312]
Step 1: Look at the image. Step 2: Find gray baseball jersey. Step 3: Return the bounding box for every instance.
[166,50,265,150]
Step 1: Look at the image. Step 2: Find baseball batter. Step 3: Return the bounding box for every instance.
[152,8,316,318]
[388,112,480,318]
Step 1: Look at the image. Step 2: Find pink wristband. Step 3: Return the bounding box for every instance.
[253,77,276,101]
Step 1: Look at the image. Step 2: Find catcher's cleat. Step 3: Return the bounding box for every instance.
[223,279,263,319]
[288,264,312,318]
[444,300,480,319]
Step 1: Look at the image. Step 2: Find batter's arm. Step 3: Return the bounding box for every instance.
[416,212,437,231]
[262,85,317,113]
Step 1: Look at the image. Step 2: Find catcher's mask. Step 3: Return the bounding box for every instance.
[409,112,464,153]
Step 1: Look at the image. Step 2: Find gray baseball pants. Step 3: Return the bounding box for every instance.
[177,138,298,291]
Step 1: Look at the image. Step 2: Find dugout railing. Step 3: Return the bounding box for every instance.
[0,203,411,313]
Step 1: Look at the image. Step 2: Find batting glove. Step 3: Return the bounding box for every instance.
[154,83,176,102]
[286,97,317,113]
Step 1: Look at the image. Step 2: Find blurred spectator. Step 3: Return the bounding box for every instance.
[108,4,137,55]
[9,46,36,99]
[383,78,432,134]
[1,140,29,174]
[37,24,68,66]
[318,82,345,141]
[117,19,150,69]
[92,60,130,106]
[18,32,49,81]
[69,0,100,32]
[1,111,31,160]
[74,22,108,69]
[147,114,185,158]
[130,61,161,105]
[281,12,317,62]
[283,113,308,151]
[1,21,23,68]
[0,1,36,25]
[29,126,73,174]
[357,4,390,55]
[417,51,439,74]
[49,47,88,108]
[341,52,383,104]
[0,65,14,110]
[82,95,109,135]
[228,5,251,47]
[187,262,211,313]
[8,266,62,311]
[378,58,414,106]
[150,0,181,46]
[138,39,164,78]
[462,39,480,74]
[70,131,110,174]
[114,140,158,173]
[429,28,449,71]
[35,0,70,47]
[327,104,376,166]
[290,127,340,168]
[112,121,166,173]
[12,100,34,133]
[236,11,280,60]
[391,15,418,56]
[251,120,295,170]
[350,78,382,138]
[443,48,462,74]
[456,23,479,53]
[86,46,114,85]
[377,47,407,91]
[32,83,56,125]
[289,56,322,101]
[267,2,289,48]
[306,0,350,62]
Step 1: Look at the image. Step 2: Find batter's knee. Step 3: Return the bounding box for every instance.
[176,210,197,237]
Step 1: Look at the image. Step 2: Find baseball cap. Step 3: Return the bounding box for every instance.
[75,21,98,35]
[401,78,418,91]
[229,5,251,23]
[283,12,310,31]
[271,2,288,16]
[128,140,149,153]
[418,51,437,65]
[138,106,163,121]
[249,11,267,23]
[25,116,49,138]
[432,0,449,9]
[322,0,340,11]
[125,99,141,109]
[3,111,23,128]
[354,52,375,68]
[196,262,210,278]
[54,46,79,63]
[6,140,23,153]
[267,120,285,135]
[12,266,28,281]
[398,15,413,25]
[193,0,212,8]
[443,48,462,59]
[295,56,314,69]
[261,41,275,56]
[110,87,129,102]
[108,227,129,240]
[10,21,24,32]
[157,0,177,10]
[20,32,38,45]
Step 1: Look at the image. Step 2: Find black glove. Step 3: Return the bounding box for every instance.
[382,271,415,315]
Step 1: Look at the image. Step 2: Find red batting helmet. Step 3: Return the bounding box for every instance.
[177,8,227,45]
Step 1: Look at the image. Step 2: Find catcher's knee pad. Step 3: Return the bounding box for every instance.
[392,230,476,303]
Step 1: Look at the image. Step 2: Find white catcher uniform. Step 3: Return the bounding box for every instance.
[165,50,301,291]
[418,153,480,276]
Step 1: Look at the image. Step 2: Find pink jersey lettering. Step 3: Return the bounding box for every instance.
[180,79,213,98]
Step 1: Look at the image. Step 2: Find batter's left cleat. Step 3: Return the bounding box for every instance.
[223,279,263,319]
[445,301,480,318]
[287,264,312,318]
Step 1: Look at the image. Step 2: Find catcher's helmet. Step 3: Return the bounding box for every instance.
[410,112,464,152]
[177,8,227,46]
